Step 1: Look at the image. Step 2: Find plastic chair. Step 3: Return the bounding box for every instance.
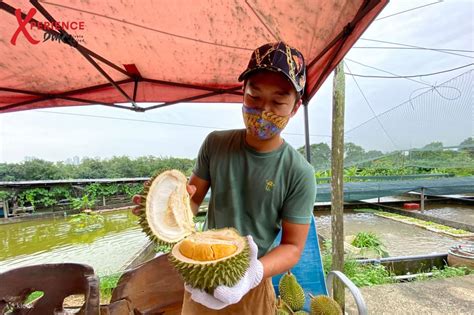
[272,216,368,314]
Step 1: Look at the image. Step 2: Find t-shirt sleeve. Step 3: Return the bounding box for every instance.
[281,165,316,224]
[192,132,213,181]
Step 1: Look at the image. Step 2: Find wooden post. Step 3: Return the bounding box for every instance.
[331,61,345,310]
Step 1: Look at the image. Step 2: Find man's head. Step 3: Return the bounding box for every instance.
[238,42,306,140]
[239,42,306,96]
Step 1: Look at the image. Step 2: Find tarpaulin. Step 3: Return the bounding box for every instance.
[0,0,388,113]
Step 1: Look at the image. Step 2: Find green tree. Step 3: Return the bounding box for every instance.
[76,158,107,178]
[460,137,474,157]
[297,143,330,171]
[344,142,366,166]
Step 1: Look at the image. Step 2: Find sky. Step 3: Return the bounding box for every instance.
[1,0,473,163]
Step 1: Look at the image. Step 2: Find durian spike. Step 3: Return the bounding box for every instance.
[309,293,343,315]
[277,295,295,314]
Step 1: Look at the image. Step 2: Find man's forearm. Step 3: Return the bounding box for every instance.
[259,244,302,279]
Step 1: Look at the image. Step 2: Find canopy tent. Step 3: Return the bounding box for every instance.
[0,0,388,114]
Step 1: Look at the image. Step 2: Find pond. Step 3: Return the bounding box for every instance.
[421,204,474,226]
[315,211,461,257]
[0,209,149,276]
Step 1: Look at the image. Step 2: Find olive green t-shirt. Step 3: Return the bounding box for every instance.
[193,129,316,258]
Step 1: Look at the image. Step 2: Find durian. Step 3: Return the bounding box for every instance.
[294,311,309,315]
[309,294,342,315]
[279,271,306,311]
[276,296,292,315]
[138,169,250,293]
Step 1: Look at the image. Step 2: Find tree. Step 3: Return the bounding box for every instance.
[344,142,366,166]
[297,143,331,170]
[460,137,474,157]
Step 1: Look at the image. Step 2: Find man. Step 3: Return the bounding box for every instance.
[134,42,316,314]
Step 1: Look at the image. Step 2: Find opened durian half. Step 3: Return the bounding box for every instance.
[138,169,250,293]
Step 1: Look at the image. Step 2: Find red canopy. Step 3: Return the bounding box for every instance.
[0,0,388,113]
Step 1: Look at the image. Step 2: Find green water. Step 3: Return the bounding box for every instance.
[0,210,149,275]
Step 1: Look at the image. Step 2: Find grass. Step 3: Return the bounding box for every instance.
[375,211,470,235]
[99,273,122,301]
[322,239,471,287]
[355,208,471,236]
[430,266,471,279]
[322,240,394,287]
[351,231,389,258]
[322,252,394,287]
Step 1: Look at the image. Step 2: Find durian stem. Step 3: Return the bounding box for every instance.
[281,297,295,314]
[277,295,295,314]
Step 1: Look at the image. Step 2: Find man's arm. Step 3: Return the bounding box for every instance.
[259,219,310,278]
[188,173,210,215]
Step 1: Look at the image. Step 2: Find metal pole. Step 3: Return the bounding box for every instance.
[421,188,425,212]
[303,102,311,163]
[331,61,345,310]
[3,200,8,218]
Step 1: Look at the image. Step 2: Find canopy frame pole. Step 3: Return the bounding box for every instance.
[0,1,131,79]
[144,86,244,111]
[133,79,139,102]
[0,0,141,109]
[142,78,244,95]
[75,48,141,110]
[0,87,133,111]
[303,102,311,163]
[29,0,134,79]
[29,0,140,109]
[305,0,382,102]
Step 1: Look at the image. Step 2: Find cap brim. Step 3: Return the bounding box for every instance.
[238,66,301,94]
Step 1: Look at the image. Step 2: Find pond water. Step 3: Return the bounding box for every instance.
[421,204,474,226]
[0,209,149,275]
[315,211,461,257]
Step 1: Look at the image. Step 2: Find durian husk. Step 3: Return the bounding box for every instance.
[276,295,293,314]
[170,228,250,293]
[279,271,306,311]
[138,170,195,246]
[139,169,250,293]
[309,294,342,315]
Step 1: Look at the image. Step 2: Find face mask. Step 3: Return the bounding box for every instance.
[242,105,290,140]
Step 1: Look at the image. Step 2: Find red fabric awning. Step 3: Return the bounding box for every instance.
[0,0,388,113]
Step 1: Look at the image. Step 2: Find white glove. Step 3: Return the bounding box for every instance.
[185,235,264,310]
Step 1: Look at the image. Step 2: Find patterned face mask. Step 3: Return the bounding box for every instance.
[242,105,290,140]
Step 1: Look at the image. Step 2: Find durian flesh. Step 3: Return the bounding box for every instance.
[139,169,250,293]
[170,228,250,292]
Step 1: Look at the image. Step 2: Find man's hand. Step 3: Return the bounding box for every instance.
[131,184,197,216]
[185,235,263,310]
